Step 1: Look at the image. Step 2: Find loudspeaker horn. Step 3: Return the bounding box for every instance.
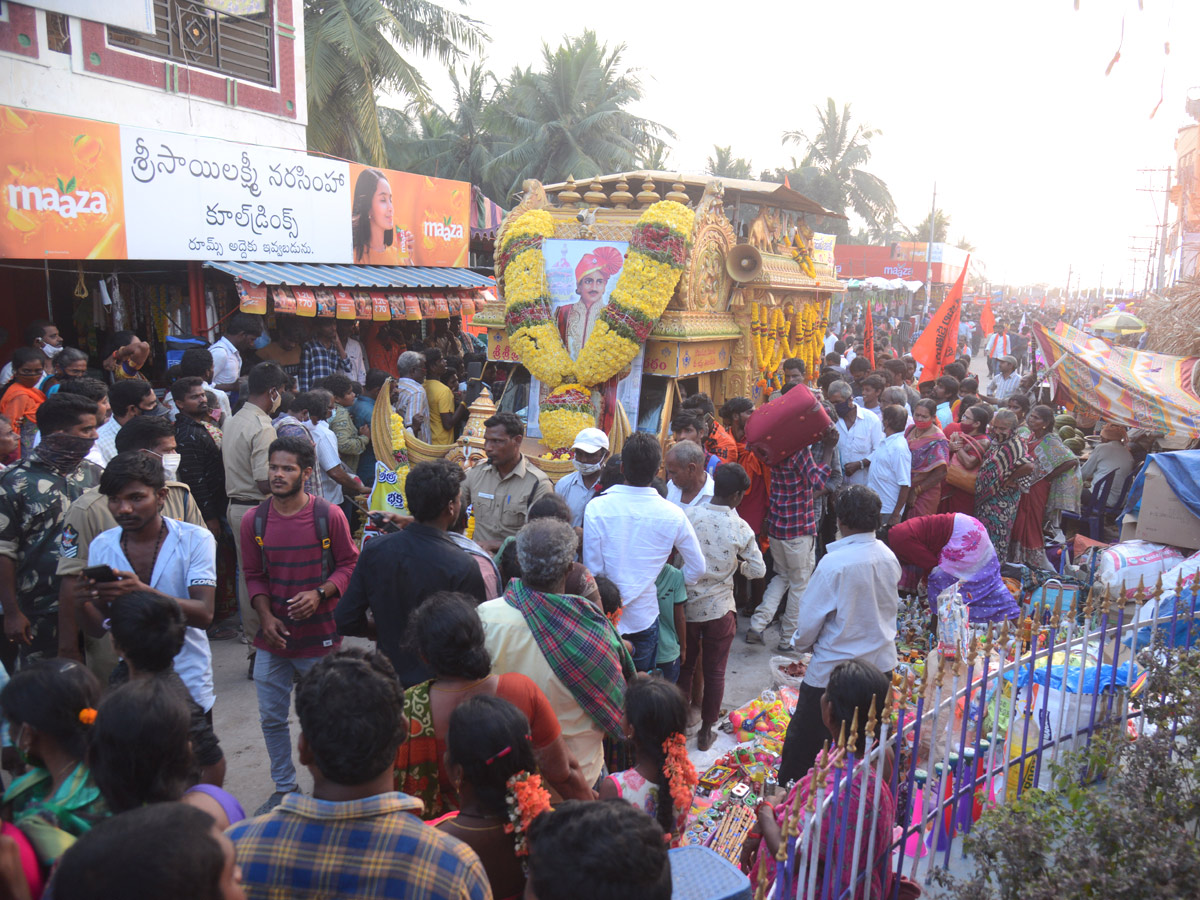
[726,244,763,282]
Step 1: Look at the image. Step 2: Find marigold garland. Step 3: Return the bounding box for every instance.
[505,771,551,856]
[539,384,597,452]
[662,732,698,816]
[78,707,97,726]
[499,201,694,437]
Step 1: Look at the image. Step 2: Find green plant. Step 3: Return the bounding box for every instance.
[931,643,1200,900]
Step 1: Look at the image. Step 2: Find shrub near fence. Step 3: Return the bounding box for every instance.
[765,575,1200,900]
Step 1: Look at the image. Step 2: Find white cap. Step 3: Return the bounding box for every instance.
[571,427,609,453]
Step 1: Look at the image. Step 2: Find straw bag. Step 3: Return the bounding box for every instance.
[945,459,977,493]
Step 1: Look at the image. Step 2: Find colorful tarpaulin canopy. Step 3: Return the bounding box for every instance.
[1033,322,1200,437]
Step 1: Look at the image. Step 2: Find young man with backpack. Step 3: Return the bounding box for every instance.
[240,436,359,815]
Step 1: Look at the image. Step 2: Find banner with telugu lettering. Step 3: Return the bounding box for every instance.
[910,255,969,382]
[0,104,469,266]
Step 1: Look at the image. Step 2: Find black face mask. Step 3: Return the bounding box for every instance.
[834,400,854,418]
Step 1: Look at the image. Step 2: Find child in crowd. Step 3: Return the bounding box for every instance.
[436,695,550,900]
[742,660,897,900]
[0,660,106,890]
[599,677,697,847]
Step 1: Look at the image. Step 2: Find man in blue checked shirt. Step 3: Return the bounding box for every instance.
[297,319,351,392]
[228,647,490,900]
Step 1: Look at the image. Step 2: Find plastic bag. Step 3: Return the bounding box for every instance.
[936,582,970,659]
[770,655,807,690]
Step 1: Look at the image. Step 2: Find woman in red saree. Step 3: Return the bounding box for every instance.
[939,404,992,515]
[1011,405,1078,569]
[904,399,949,518]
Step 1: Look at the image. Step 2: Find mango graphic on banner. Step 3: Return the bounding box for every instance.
[0,105,126,259]
[237,281,268,314]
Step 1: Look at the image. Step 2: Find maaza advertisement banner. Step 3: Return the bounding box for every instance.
[0,105,469,266]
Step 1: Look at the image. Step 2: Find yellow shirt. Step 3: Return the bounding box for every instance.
[478,597,605,786]
[424,378,456,445]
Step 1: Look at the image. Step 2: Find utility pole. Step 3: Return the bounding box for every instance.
[1137,167,1173,294]
[924,183,936,314]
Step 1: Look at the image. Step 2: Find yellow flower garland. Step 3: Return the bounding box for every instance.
[501,201,694,446]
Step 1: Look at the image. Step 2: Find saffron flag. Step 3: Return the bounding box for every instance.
[980,296,995,337]
[910,255,969,383]
[864,300,876,368]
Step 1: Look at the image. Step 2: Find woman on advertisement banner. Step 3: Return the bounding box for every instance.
[352,168,410,266]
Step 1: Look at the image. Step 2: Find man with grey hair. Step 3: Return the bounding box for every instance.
[880,387,914,427]
[827,380,882,487]
[393,351,431,443]
[664,440,713,508]
[479,518,634,787]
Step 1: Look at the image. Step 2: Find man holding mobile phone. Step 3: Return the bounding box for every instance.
[240,436,359,815]
[79,450,217,720]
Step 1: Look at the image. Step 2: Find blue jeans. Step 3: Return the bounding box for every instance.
[254,650,320,793]
[624,619,660,673]
[656,656,680,683]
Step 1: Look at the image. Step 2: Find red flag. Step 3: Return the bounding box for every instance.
[980,296,995,336]
[910,255,969,383]
[864,300,876,368]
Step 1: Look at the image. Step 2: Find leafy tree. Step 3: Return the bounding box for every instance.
[706,145,753,180]
[782,98,896,235]
[956,235,977,252]
[485,31,672,203]
[636,140,673,170]
[384,62,508,202]
[305,0,486,166]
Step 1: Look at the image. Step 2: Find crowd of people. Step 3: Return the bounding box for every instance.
[0,303,1139,900]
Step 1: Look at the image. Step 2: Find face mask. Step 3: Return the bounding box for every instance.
[573,458,605,476]
[41,343,63,359]
[33,432,94,474]
[160,452,181,481]
[269,390,282,414]
[834,400,854,418]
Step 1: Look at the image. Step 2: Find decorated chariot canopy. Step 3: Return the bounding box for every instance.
[475,172,848,451]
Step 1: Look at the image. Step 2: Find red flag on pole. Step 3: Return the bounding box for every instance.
[910,255,969,383]
[980,296,995,337]
[783,174,791,189]
[864,300,876,368]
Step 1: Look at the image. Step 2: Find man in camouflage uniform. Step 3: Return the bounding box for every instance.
[0,393,101,666]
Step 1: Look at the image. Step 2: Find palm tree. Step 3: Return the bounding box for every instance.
[783,98,895,234]
[485,31,672,203]
[386,63,508,202]
[910,209,951,243]
[705,145,753,180]
[636,140,673,170]
[304,0,487,166]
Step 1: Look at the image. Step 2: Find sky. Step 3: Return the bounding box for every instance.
[413,0,1200,291]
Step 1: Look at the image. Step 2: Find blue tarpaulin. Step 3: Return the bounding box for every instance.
[1123,450,1200,519]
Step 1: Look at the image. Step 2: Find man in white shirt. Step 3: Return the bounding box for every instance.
[337,321,367,385]
[827,380,882,486]
[777,485,899,784]
[96,380,159,465]
[80,451,217,715]
[664,440,714,509]
[983,356,1022,404]
[393,351,431,443]
[297,391,369,507]
[984,323,1012,376]
[824,327,838,357]
[583,433,705,672]
[555,427,608,528]
[865,405,912,525]
[208,313,263,396]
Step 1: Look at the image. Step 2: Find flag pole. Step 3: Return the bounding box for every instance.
[924,183,936,316]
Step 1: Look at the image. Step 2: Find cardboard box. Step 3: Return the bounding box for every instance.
[1134,460,1200,550]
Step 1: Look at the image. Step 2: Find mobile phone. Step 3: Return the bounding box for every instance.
[81,565,119,583]
[367,512,400,534]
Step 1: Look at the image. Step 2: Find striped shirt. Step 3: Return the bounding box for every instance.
[240,496,359,658]
[228,791,490,900]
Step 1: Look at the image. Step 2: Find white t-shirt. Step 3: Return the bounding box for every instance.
[208,336,242,388]
[307,419,345,505]
[666,474,715,509]
[866,432,913,516]
[89,518,217,711]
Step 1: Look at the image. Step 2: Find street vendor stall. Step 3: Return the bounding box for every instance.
[472,172,846,454]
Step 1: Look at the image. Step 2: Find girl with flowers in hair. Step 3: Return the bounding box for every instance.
[435,694,551,900]
[599,676,697,846]
[0,659,107,893]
